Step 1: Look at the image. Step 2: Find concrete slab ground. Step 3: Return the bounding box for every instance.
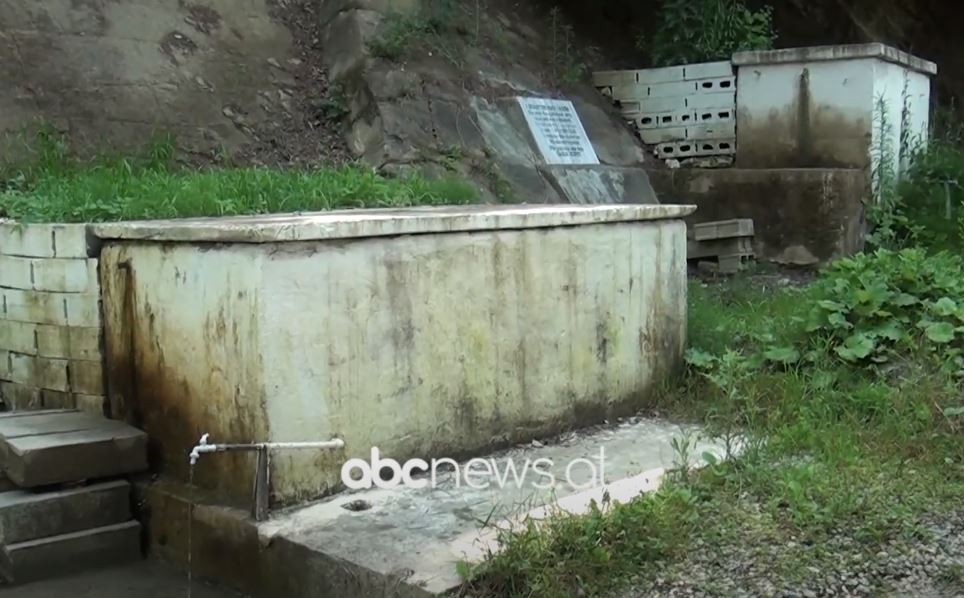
[260,417,727,595]
[0,559,248,598]
[142,417,730,597]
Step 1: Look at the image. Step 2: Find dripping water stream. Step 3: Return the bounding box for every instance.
[187,463,195,598]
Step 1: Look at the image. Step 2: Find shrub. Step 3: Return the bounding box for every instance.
[893,141,964,252]
[806,249,964,372]
[642,0,775,67]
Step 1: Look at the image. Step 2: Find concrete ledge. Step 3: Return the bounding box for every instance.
[733,43,937,75]
[540,165,659,205]
[0,480,131,544]
[138,418,729,598]
[91,204,697,243]
[648,167,867,265]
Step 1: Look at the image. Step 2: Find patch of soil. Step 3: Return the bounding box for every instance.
[233,0,352,168]
[689,262,817,289]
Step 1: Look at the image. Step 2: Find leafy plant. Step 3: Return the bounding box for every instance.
[368,13,435,60]
[367,0,468,65]
[317,83,350,122]
[548,7,590,85]
[806,249,964,372]
[868,96,964,254]
[641,0,775,67]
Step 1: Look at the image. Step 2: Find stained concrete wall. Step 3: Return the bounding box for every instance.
[733,44,935,174]
[0,222,106,414]
[96,205,693,505]
[0,0,293,156]
[649,168,867,266]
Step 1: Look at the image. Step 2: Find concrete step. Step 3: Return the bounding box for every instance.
[0,480,131,545]
[0,520,141,585]
[0,410,147,488]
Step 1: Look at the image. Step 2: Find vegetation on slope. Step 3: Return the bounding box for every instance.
[0,131,477,224]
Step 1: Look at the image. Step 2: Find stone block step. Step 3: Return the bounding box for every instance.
[0,410,147,487]
[0,520,141,585]
[0,480,131,545]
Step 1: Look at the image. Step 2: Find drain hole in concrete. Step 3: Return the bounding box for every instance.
[342,499,372,512]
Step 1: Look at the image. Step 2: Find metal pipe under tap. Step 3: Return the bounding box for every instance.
[187,433,346,520]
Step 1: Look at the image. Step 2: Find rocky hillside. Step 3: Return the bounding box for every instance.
[1,0,656,203]
[3,0,959,197]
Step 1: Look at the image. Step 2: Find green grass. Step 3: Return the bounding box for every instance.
[464,266,964,597]
[0,133,478,223]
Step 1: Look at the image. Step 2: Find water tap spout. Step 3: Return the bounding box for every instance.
[189,433,217,465]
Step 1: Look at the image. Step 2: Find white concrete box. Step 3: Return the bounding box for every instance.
[733,43,937,175]
[95,204,696,505]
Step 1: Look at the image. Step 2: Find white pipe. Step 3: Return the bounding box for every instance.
[189,433,345,465]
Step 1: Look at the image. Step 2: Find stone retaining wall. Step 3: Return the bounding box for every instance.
[0,222,106,414]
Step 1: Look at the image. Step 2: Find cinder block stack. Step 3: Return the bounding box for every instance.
[593,61,737,160]
[687,219,756,274]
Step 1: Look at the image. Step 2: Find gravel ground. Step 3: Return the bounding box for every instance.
[616,509,964,597]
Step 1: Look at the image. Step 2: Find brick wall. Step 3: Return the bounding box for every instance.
[0,221,106,414]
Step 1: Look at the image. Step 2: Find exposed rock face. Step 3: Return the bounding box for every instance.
[0,0,656,201]
[320,0,656,201]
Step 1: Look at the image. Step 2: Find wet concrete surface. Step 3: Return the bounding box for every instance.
[0,559,248,597]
